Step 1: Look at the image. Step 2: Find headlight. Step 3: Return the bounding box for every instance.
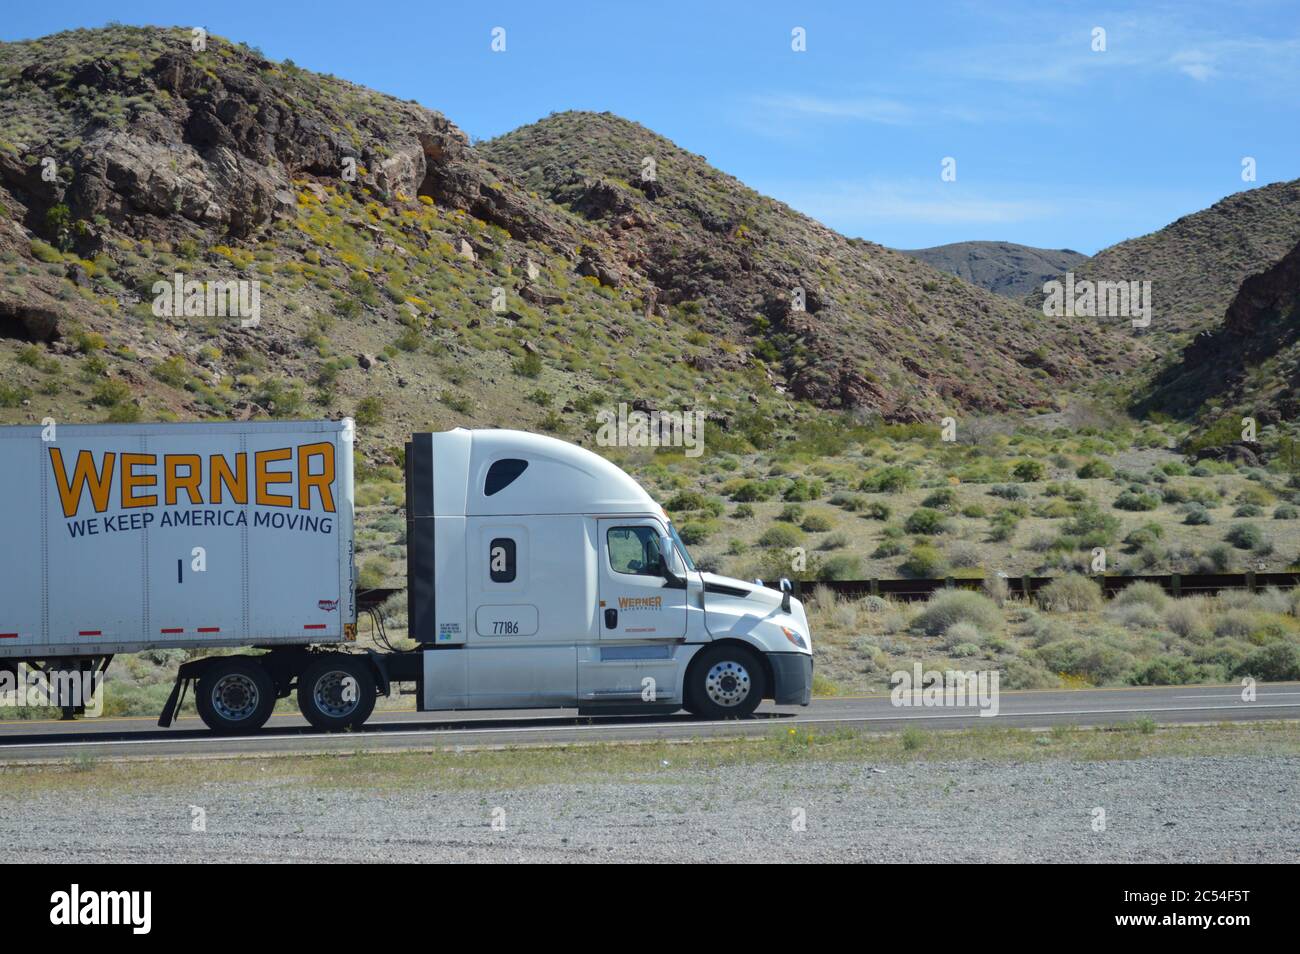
[781,626,807,650]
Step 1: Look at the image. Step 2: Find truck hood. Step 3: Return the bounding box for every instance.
[698,573,812,653]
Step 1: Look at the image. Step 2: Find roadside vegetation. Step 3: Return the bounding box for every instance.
[1,721,1295,795]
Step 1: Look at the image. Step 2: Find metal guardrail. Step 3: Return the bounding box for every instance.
[795,572,1300,603]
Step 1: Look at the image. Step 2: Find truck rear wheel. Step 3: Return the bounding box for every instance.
[685,644,765,719]
[196,658,276,734]
[297,655,375,731]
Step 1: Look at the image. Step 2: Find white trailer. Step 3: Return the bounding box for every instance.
[0,421,813,733]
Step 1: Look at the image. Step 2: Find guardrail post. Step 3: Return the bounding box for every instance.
[869,578,879,598]
[1170,573,1181,598]
[1246,569,1256,593]
[1022,575,1033,602]
[945,575,955,589]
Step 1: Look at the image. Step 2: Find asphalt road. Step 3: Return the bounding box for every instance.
[0,682,1296,762]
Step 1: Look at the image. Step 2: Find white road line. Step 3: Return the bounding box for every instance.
[0,703,1295,751]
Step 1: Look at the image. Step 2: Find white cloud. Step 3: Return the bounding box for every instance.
[751,93,914,125]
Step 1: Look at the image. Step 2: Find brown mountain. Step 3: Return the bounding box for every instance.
[1033,179,1300,352]
[480,111,1145,418]
[1,26,1144,453]
[898,241,1087,297]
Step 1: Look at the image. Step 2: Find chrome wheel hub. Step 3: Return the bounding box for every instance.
[313,670,359,719]
[704,660,751,707]
[212,673,259,722]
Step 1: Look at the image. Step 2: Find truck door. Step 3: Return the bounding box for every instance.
[596,519,687,640]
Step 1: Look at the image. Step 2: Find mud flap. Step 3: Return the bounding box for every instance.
[157,676,188,728]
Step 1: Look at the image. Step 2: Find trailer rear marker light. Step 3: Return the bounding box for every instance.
[304,624,327,630]
[0,633,17,639]
[161,628,184,634]
[197,627,220,633]
[79,630,102,636]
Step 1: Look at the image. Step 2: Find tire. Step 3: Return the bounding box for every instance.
[195,657,276,734]
[296,654,376,732]
[685,644,766,719]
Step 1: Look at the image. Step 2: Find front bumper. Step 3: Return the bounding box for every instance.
[768,652,813,706]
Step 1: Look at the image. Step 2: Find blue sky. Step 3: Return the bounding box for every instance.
[4,1,1298,253]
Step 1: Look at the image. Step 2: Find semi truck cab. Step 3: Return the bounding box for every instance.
[402,428,814,719]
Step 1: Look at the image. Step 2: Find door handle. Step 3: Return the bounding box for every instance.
[604,608,618,629]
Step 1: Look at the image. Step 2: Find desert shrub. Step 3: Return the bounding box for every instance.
[989,484,1027,500]
[912,590,1001,637]
[1113,581,1169,612]
[677,522,713,545]
[782,476,826,503]
[943,622,984,653]
[801,512,833,532]
[665,490,707,512]
[819,554,862,581]
[1232,643,1300,681]
[1233,504,1263,518]
[862,501,891,520]
[513,351,543,377]
[1036,574,1104,612]
[1123,523,1164,551]
[1035,637,1134,684]
[817,531,849,551]
[900,544,949,579]
[921,488,957,510]
[946,541,982,568]
[859,466,915,493]
[1114,490,1159,511]
[732,503,754,518]
[1224,523,1263,550]
[982,571,1009,607]
[731,480,777,502]
[1013,460,1045,481]
[354,395,384,426]
[1128,655,1214,686]
[1108,602,1162,631]
[1076,459,1114,479]
[1198,544,1236,572]
[904,507,948,535]
[1163,599,1210,640]
[1273,504,1298,519]
[758,524,802,548]
[777,503,804,523]
[1061,503,1120,547]
[1213,609,1257,639]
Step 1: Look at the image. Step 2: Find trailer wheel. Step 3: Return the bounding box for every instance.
[297,655,376,731]
[684,644,765,719]
[196,658,276,734]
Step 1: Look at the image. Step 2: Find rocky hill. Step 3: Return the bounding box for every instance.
[898,241,1086,297]
[480,111,1145,419]
[1137,238,1300,426]
[1033,179,1300,353]
[1,26,1145,459]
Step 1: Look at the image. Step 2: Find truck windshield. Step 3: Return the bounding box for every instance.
[667,522,697,572]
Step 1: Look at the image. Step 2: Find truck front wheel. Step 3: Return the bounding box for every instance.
[297,655,376,731]
[685,645,765,719]
[196,658,276,734]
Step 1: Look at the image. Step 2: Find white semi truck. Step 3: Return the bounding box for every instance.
[0,420,813,733]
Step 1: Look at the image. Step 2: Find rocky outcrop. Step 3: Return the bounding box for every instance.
[1139,238,1300,423]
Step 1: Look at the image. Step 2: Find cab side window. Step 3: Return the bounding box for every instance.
[607,526,662,576]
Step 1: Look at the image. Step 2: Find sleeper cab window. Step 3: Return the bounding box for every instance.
[607,526,663,576]
[485,458,528,496]
[489,537,517,583]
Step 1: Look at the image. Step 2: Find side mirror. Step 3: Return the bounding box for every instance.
[659,536,686,589]
[779,577,793,613]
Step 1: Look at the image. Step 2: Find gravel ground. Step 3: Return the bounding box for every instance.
[3,754,1297,863]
